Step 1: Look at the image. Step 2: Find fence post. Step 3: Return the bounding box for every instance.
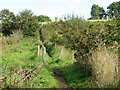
[58,46,63,59]
[42,46,46,65]
[37,45,40,56]
[37,40,46,65]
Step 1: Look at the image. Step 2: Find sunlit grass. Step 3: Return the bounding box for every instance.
[39,21,52,25]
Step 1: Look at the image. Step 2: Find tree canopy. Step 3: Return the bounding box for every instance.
[37,15,51,22]
[16,9,40,36]
[90,1,120,19]
[90,4,105,19]
[107,1,120,18]
[0,9,16,35]
[0,9,40,36]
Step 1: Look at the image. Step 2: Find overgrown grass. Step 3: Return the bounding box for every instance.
[44,42,91,88]
[23,67,59,88]
[1,37,58,88]
[2,36,76,88]
[1,30,23,45]
[60,62,91,88]
[2,37,38,68]
[46,43,75,68]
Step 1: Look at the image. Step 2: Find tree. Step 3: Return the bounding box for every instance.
[55,16,58,21]
[107,1,120,18]
[16,9,40,36]
[37,15,51,22]
[0,9,16,35]
[91,4,105,19]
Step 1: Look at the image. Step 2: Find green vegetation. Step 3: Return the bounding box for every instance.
[1,37,57,88]
[0,9,51,36]
[37,15,51,22]
[0,1,120,88]
[107,1,120,18]
[16,10,40,36]
[90,1,120,19]
[61,63,91,88]
[41,17,119,88]
[1,16,119,88]
[91,4,105,19]
[23,67,59,88]
[1,35,91,88]
[0,9,16,35]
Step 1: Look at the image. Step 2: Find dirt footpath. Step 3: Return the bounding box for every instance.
[54,69,69,88]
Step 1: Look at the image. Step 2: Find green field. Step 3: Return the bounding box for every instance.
[39,21,52,25]
[87,19,112,22]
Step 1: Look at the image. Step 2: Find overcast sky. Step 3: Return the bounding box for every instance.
[0,0,119,20]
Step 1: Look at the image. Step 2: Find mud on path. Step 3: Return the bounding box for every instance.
[54,69,69,88]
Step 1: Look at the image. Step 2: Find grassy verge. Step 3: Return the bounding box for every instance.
[1,37,91,88]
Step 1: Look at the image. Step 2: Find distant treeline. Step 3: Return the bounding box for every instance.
[0,1,119,36]
[90,1,120,19]
[0,9,51,36]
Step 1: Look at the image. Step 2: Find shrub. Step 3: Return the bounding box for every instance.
[0,9,40,36]
[16,9,40,36]
[0,9,17,36]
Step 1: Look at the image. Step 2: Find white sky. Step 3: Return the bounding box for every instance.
[0,0,119,21]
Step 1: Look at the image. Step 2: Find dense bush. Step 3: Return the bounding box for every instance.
[0,9,40,36]
[0,9,17,35]
[41,17,119,87]
[16,10,40,36]
[42,18,119,56]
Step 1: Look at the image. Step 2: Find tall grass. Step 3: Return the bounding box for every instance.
[2,30,23,45]
[89,45,119,87]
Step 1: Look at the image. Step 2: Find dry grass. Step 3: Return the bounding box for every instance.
[1,30,23,45]
[89,45,119,87]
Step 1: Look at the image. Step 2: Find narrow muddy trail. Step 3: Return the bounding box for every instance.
[54,69,69,88]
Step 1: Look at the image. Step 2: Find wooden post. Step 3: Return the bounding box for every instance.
[42,46,46,65]
[38,45,40,56]
[37,40,46,65]
[58,46,63,59]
